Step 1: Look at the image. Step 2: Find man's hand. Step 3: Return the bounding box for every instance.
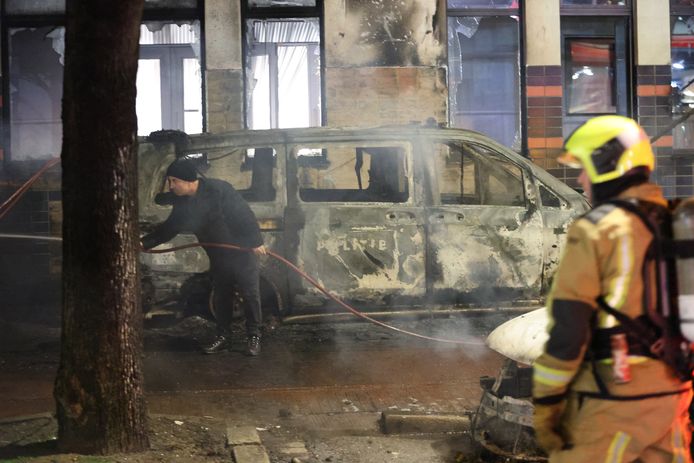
[252,245,268,256]
[533,401,567,454]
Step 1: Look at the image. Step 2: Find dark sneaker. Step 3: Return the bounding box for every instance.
[246,335,261,356]
[202,334,230,354]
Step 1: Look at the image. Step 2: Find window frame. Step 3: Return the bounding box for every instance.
[672,3,694,17]
[241,1,325,130]
[137,18,205,136]
[434,140,527,207]
[446,2,526,155]
[563,36,618,116]
[671,6,694,156]
[1,15,64,166]
[0,4,204,165]
[559,14,632,138]
[294,142,412,204]
[560,1,632,16]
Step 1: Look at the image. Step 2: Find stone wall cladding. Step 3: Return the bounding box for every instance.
[206,69,245,132]
[325,66,447,127]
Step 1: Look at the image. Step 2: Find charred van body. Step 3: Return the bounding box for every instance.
[138,125,589,319]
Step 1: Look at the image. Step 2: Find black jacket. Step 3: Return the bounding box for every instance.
[141,178,263,263]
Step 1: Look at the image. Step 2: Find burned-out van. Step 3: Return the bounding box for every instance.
[138,125,589,319]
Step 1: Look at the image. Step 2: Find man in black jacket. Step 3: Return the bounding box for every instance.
[141,159,267,356]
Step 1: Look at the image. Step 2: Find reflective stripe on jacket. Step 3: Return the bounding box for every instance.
[533,182,686,400]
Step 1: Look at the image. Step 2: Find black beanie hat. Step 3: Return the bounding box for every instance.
[166,159,198,182]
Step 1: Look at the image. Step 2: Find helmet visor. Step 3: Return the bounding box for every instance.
[557,151,583,169]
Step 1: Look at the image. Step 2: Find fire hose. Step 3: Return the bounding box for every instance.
[0,157,485,346]
[143,242,484,345]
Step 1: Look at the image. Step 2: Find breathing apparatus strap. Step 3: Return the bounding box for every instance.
[663,239,694,259]
[595,297,661,354]
[591,199,694,382]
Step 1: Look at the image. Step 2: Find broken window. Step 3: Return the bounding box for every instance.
[137,21,202,136]
[245,17,322,129]
[8,27,64,161]
[435,142,524,207]
[539,185,562,208]
[297,145,409,203]
[5,16,201,161]
[200,147,278,202]
[447,15,521,150]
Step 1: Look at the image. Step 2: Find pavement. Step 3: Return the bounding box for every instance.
[0,310,520,462]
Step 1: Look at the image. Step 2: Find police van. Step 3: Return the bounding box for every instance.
[138,125,589,319]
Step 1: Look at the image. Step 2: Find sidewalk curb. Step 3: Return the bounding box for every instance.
[381,411,471,434]
[0,413,54,425]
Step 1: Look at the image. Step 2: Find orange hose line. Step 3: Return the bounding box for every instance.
[144,242,485,346]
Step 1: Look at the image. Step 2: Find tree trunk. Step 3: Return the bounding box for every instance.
[55,0,148,454]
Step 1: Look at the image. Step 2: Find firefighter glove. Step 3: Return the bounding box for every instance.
[533,400,567,454]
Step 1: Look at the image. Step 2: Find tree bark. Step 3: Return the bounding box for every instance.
[55,0,148,454]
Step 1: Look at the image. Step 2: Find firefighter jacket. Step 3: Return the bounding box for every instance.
[533,182,690,404]
[141,178,264,266]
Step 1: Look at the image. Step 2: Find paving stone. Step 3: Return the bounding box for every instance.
[279,440,309,455]
[232,444,270,463]
[226,424,261,445]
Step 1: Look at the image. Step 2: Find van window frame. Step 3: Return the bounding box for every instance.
[291,141,413,204]
[434,139,528,208]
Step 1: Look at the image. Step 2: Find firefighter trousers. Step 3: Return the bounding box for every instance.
[549,388,692,463]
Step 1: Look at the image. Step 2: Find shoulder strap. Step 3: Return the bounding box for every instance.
[582,202,619,225]
[600,199,660,234]
[592,199,694,381]
[596,297,660,350]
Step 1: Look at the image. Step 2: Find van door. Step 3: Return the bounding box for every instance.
[285,141,426,309]
[427,141,544,305]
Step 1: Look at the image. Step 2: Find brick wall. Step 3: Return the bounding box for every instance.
[524,65,580,188]
[325,67,447,127]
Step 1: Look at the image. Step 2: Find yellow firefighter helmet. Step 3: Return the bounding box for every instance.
[558,115,654,184]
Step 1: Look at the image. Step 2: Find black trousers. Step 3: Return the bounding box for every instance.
[210,252,262,337]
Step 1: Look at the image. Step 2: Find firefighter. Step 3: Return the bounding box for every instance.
[532,115,692,462]
[141,158,267,356]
